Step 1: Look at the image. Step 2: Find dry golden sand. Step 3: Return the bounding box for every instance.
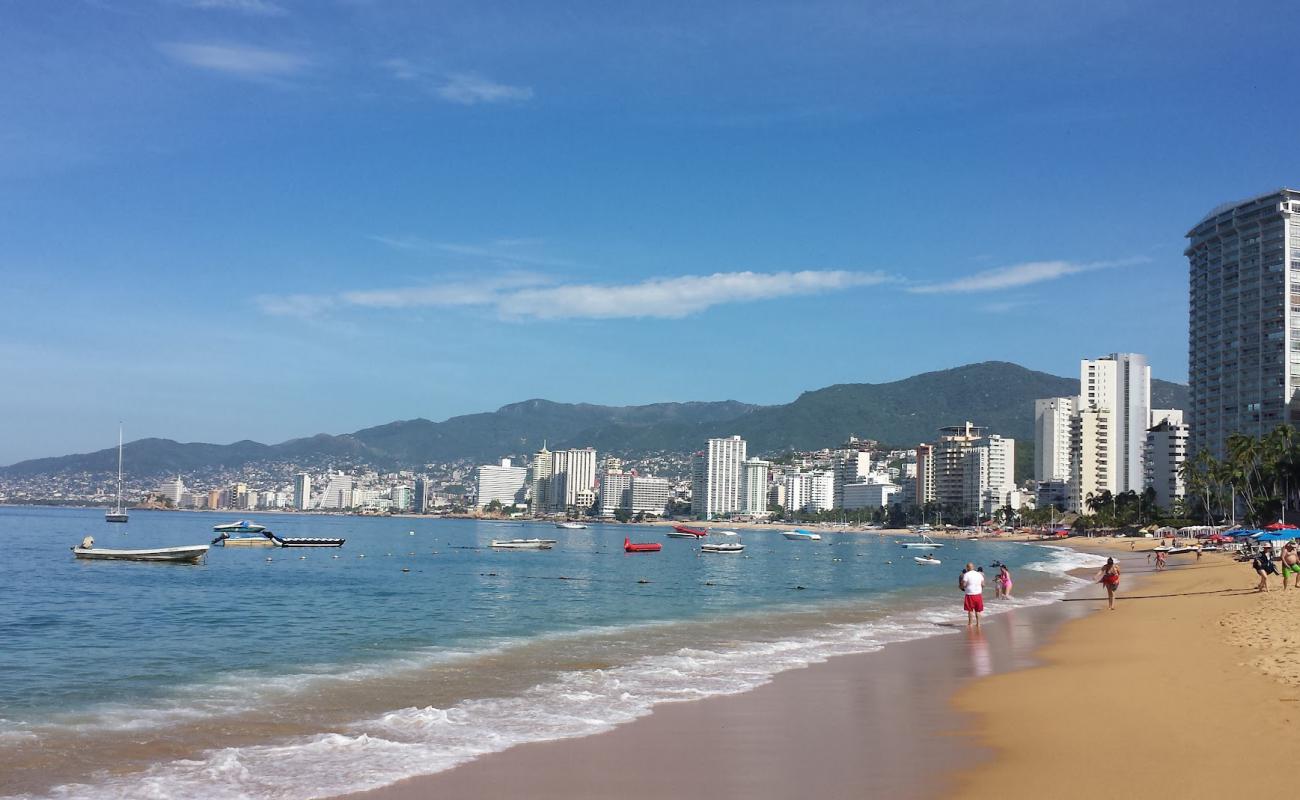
[954,541,1299,800]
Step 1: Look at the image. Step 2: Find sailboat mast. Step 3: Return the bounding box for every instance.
[116,424,123,509]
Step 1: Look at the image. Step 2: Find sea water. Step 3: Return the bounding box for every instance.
[0,507,1106,799]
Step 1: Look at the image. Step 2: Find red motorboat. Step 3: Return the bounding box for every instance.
[624,537,662,553]
[668,525,708,538]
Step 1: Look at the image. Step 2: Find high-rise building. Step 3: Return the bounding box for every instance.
[1070,406,1114,512]
[391,485,413,511]
[691,436,746,519]
[1034,397,1076,482]
[933,423,984,508]
[842,481,899,509]
[741,458,770,515]
[1145,418,1189,509]
[1081,353,1150,493]
[229,483,248,511]
[783,471,834,513]
[1187,189,1300,458]
[597,471,632,518]
[547,448,596,511]
[208,489,222,510]
[629,476,671,517]
[963,435,1016,515]
[832,450,871,508]
[293,473,312,511]
[155,476,185,507]
[318,473,355,509]
[914,444,936,506]
[528,446,552,515]
[475,458,528,508]
[412,478,430,514]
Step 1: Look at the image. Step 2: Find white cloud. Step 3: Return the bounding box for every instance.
[256,270,890,320]
[434,73,534,105]
[496,270,890,319]
[159,42,311,80]
[906,259,1139,294]
[177,0,288,16]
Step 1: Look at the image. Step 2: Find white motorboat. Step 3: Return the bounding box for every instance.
[212,531,275,547]
[700,542,745,553]
[913,555,942,565]
[555,522,587,529]
[491,538,555,550]
[213,520,268,533]
[72,536,208,563]
[782,529,822,541]
[899,534,943,549]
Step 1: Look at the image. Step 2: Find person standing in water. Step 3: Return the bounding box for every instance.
[1098,557,1121,610]
[960,562,985,626]
[996,564,1013,599]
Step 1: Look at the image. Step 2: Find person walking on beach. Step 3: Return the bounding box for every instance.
[1154,550,1167,571]
[1098,557,1121,610]
[1281,542,1300,590]
[960,562,985,626]
[1255,545,1278,592]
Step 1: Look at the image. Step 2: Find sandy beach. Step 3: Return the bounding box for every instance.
[330,537,1299,800]
[953,541,1295,799]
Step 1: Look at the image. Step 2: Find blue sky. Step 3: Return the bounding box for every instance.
[1,0,1294,463]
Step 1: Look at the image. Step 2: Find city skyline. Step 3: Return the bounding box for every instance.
[3,2,1294,464]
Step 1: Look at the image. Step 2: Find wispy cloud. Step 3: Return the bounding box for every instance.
[382,61,533,105]
[175,0,288,16]
[257,270,890,321]
[369,235,574,268]
[435,73,533,105]
[159,42,311,80]
[906,259,1142,294]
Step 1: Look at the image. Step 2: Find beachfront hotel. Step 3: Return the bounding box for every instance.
[1033,396,1075,482]
[691,435,746,519]
[1187,188,1300,458]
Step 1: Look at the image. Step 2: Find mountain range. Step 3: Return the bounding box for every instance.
[1,361,1188,480]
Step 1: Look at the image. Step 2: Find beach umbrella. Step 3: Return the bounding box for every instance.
[1265,521,1300,531]
[1253,531,1300,541]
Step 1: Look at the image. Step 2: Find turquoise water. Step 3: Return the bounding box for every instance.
[0,507,1103,799]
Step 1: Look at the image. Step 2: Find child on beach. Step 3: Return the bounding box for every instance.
[1098,557,1120,610]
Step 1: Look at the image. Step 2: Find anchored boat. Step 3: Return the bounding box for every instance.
[266,533,346,548]
[668,525,708,539]
[555,521,588,530]
[913,555,942,565]
[72,536,207,563]
[700,541,745,553]
[899,534,944,549]
[782,529,822,541]
[490,538,554,550]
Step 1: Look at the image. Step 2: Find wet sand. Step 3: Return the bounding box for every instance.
[338,592,1092,800]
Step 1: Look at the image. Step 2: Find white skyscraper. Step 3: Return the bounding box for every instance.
[597,471,632,518]
[629,475,672,517]
[475,458,528,508]
[741,458,770,515]
[1034,397,1075,482]
[1070,406,1115,512]
[691,436,746,519]
[1080,353,1150,493]
[963,435,1016,515]
[155,476,185,506]
[318,473,355,509]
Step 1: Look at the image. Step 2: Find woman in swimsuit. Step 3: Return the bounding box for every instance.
[997,564,1013,599]
[1098,557,1120,610]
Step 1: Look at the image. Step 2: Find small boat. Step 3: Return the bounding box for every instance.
[72,536,207,563]
[624,537,662,553]
[212,520,268,533]
[266,533,346,548]
[783,529,822,541]
[491,538,554,550]
[700,542,745,553]
[668,525,708,538]
[710,529,740,537]
[555,521,587,530]
[913,555,941,565]
[899,534,943,549]
[1167,546,1198,555]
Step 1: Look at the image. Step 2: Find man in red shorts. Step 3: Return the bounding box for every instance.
[959,562,985,627]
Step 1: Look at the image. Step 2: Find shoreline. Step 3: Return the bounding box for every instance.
[333,545,1102,800]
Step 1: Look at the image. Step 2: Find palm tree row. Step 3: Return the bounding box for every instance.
[1180,424,1300,525]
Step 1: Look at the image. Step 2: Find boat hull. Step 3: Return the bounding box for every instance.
[105,514,129,523]
[73,545,208,563]
[219,536,275,547]
[269,537,345,548]
[782,531,822,541]
[913,557,941,565]
[700,544,744,553]
[491,539,553,550]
